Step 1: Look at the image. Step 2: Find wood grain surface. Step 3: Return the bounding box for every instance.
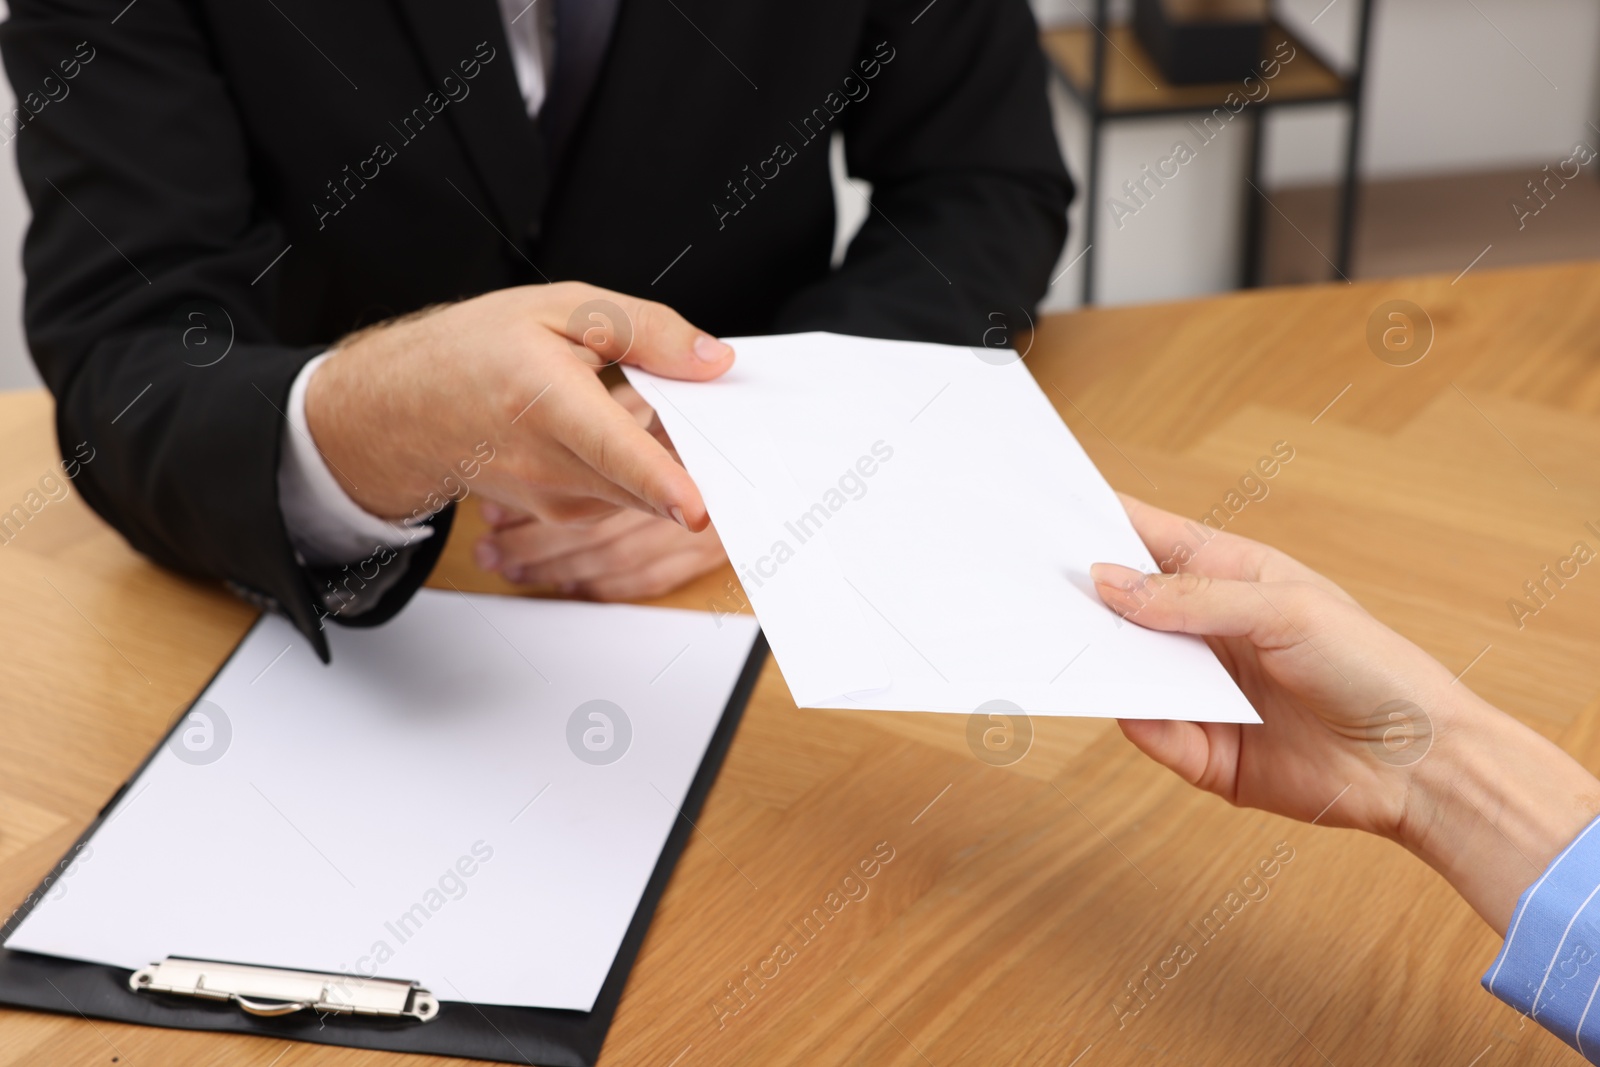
[3,261,1598,1065]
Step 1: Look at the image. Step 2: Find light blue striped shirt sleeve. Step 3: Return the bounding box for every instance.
[1483,814,1600,1061]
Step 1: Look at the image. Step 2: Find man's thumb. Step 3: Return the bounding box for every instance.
[597,296,733,381]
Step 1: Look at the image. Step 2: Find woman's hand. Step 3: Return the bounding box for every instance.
[1090,494,1462,838]
[1093,494,1600,932]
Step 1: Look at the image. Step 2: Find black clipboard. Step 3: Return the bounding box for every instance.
[0,618,768,1067]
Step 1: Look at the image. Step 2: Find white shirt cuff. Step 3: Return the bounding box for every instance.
[277,352,434,566]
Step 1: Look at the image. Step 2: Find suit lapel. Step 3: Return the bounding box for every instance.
[389,0,549,244]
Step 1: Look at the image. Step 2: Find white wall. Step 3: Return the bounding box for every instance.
[0,1,35,391]
[1047,78,1257,309]
[1270,0,1600,183]
[0,165,30,390]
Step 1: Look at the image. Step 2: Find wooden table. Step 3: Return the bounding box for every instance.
[4,262,1599,1066]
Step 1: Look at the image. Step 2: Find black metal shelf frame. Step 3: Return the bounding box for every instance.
[1047,0,1377,304]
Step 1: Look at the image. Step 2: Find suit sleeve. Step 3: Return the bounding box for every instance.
[772,0,1072,348]
[0,0,448,661]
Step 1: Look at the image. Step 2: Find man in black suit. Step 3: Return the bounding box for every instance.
[1,0,1071,658]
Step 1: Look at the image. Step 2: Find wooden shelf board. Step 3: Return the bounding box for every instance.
[1040,22,1346,115]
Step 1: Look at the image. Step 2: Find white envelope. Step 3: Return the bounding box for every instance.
[626,332,1257,723]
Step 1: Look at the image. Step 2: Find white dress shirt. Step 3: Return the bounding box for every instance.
[278,2,554,567]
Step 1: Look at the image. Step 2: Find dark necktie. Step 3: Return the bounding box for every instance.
[542,0,622,166]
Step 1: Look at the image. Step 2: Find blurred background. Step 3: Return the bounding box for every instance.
[0,0,1596,389]
[1029,0,1600,313]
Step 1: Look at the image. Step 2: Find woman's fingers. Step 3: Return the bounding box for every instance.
[1090,562,1300,647]
[1118,718,1215,788]
[1114,493,1264,579]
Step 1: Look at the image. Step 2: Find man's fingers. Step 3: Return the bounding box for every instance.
[573,548,726,602]
[1090,562,1295,646]
[644,409,675,454]
[547,283,734,381]
[608,381,653,424]
[488,419,654,520]
[486,509,658,574]
[544,381,709,530]
[480,500,532,530]
[518,286,721,526]
[516,526,709,586]
[617,296,734,380]
[611,380,677,453]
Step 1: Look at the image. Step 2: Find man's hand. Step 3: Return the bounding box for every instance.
[472,381,730,600]
[302,282,734,529]
[1093,494,1600,933]
[475,504,728,600]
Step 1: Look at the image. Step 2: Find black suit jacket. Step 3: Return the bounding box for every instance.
[2,0,1071,658]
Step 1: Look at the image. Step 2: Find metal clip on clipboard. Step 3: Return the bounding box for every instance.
[129,957,438,1022]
